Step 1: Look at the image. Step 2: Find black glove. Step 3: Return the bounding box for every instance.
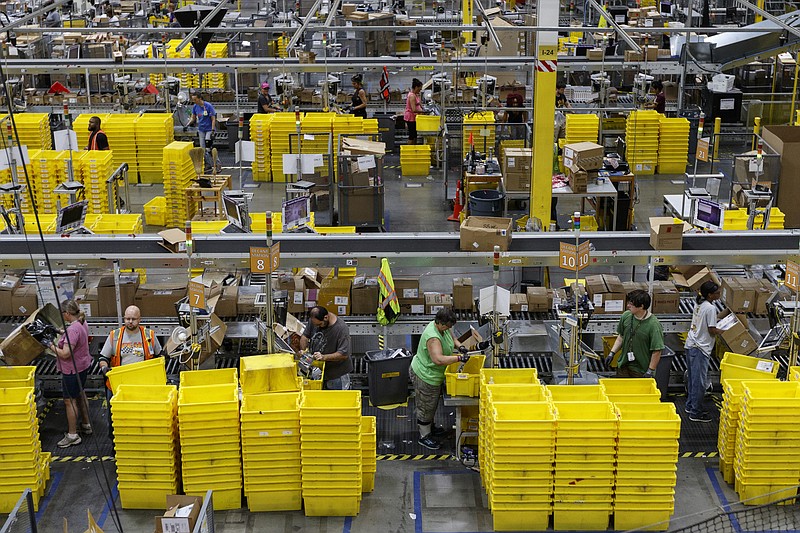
[604,351,616,368]
[643,368,654,378]
[100,365,110,376]
[477,340,491,351]
[458,354,470,363]
[458,345,469,354]
[182,126,188,132]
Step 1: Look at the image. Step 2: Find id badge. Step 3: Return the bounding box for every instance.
[203,110,208,116]
[627,351,635,362]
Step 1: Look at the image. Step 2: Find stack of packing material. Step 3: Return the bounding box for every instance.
[462,112,495,158]
[112,385,179,509]
[178,371,242,511]
[240,392,302,511]
[9,113,52,150]
[250,114,274,181]
[599,378,661,404]
[162,141,196,226]
[613,403,681,531]
[167,39,199,89]
[73,114,111,151]
[270,113,301,181]
[718,379,746,483]
[103,115,139,179]
[300,390,363,516]
[26,149,58,215]
[478,368,541,479]
[203,43,228,89]
[734,381,800,505]
[552,401,616,531]
[625,110,660,175]
[657,117,690,174]
[80,150,115,214]
[400,144,431,176]
[565,114,599,144]
[0,386,48,513]
[134,114,175,183]
[360,416,377,492]
[485,399,555,531]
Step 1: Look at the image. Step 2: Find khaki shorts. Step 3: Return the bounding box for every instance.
[410,366,442,424]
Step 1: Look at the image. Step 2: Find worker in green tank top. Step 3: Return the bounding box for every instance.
[409,308,470,451]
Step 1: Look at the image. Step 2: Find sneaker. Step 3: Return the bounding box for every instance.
[431,425,449,437]
[80,423,93,435]
[57,433,82,448]
[418,435,441,450]
[689,412,713,423]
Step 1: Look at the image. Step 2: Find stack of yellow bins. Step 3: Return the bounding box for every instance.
[134,114,175,183]
[162,141,196,226]
[250,114,274,182]
[400,145,431,176]
[360,416,377,492]
[718,379,746,483]
[80,150,115,214]
[565,114,599,144]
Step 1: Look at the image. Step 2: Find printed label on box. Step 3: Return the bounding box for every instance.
[593,294,603,306]
[411,304,424,314]
[605,300,624,312]
[521,304,528,311]
[338,305,347,315]
[293,293,303,304]
[403,288,418,298]
[335,296,349,305]
[79,303,92,316]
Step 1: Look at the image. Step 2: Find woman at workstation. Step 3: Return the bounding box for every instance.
[404,78,424,145]
[350,74,368,119]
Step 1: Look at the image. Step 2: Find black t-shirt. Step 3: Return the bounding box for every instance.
[302,317,353,381]
[555,93,569,108]
[654,92,666,113]
[88,131,109,150]
[257,93,273,113]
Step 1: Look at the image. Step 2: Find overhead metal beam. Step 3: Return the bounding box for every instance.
[735,0,800,40]
[324,0,341,27]
[286,0,325,51]
[587,0,642,53]
[175,0,229,53]
[1,0,70,33]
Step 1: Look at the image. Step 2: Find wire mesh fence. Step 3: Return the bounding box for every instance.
[192,490,214,533]
[664,492,800,533]
[0,490,37,533]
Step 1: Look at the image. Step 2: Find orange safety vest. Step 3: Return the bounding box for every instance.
[89,129,106,150]
[109,326,155,368]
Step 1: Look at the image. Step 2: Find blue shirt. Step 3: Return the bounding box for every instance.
[192,101,216,132]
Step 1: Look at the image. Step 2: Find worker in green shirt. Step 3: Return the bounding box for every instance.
[409,308,471,450]
[606,289,665,378]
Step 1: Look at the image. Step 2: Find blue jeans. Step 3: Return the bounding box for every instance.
[685,346,710,416]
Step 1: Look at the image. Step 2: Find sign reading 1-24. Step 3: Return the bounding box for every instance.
[559,241,591,271]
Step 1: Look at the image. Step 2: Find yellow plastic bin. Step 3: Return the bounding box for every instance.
[240,353,299,394]
[0,366,36,388]
[444,355,486,397]
[106,358,167,394]
[720,352,779,381]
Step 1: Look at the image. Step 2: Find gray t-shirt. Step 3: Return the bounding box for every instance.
[100,328,162,366]
[303,317,352,381]
[685,300,718,356]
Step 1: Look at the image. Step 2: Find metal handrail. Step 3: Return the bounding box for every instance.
[106,162,130,214]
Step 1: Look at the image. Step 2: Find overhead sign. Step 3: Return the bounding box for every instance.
[187,280,205,310]
[250,243,280,274]
[696,137,710,162]
[559,241,591,271]
[787,261,799,291]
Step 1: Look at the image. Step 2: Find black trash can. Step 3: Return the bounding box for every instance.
[468,189,505,217]
[655,346,675,401]
[374,111,396,153]
[364,348,412,406]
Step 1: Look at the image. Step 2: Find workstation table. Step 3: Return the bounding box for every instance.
[552,180,619,230]
[442,394,479,461]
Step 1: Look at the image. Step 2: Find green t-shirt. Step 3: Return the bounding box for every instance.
[615,310,665,374]
[410,321,455,386]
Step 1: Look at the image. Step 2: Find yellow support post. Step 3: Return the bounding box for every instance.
[791,53,799,125]
[752,117,761,150]
[462,0,473,43]
[713,117,721,160]
[530,0,558,229]
[756,0,764,21]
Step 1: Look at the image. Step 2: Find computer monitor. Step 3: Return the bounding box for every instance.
[694,198,724,231]
[223,194,243,229]
[55,200,88,234]
[282,196,311,231]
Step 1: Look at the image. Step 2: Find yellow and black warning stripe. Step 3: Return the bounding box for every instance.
[680,452,718,458]
[385,164,401,169]
[378,454,452,461]
[53,456,116,463]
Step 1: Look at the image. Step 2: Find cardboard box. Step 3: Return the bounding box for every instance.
[672,267,721,292]
[504,171,530,192]
[563,142,604,171]
[214,285,239,318]
[460,216,513,252]
[341,137,386,156]
[0,274,21,316]
[526,287,551,312]
[645,45,658,61]
[158,228,187,253]
[674,265,705,279]
[457,326,483,350]
[36,270,80,309]
[285,277,305,314]
[97,274,139,317]
[625,49,643,61]
[400,303,425,314]
[733,150,780,189]
[649,217,686,250]
[587,48,604,61]
[0,303,61,365]
[717,309,759,355]
[155,495,202,533]
[762,126,800,228]
[134,284,186,317]
[11,285,38,317]
[394,278,422,304]
[721,277,755,314]
[425,293,453,314]
[237,285,261,315]
[305,288,318,310]
[753,279,775,315]
[509,293,529,312]
[342,3,357,15]
[652,281,679,314]
[503,148,532,172]
[351,276,379,315]
[452,277,474,310]
[74,288,98,318]
[318,278,352,316]
[586,274,625,314]
[568,167,588,193]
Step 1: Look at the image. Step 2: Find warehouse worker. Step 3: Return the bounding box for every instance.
[189,93,220,172]
[606,289,665,379]
[42,0,62,27]
[299,306,352,390]
[50,300,92,448]
[86,116,109,151]
[404,78,424,145]
[350,74,368,119]
[257,82,278,113]
[98,305,162,437]
[555,82,571,109]
[684,281,722,423]
[645,80,666,114]
[409,308,472,451]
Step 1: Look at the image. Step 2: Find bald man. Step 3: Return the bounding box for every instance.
[98,305,162,372]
